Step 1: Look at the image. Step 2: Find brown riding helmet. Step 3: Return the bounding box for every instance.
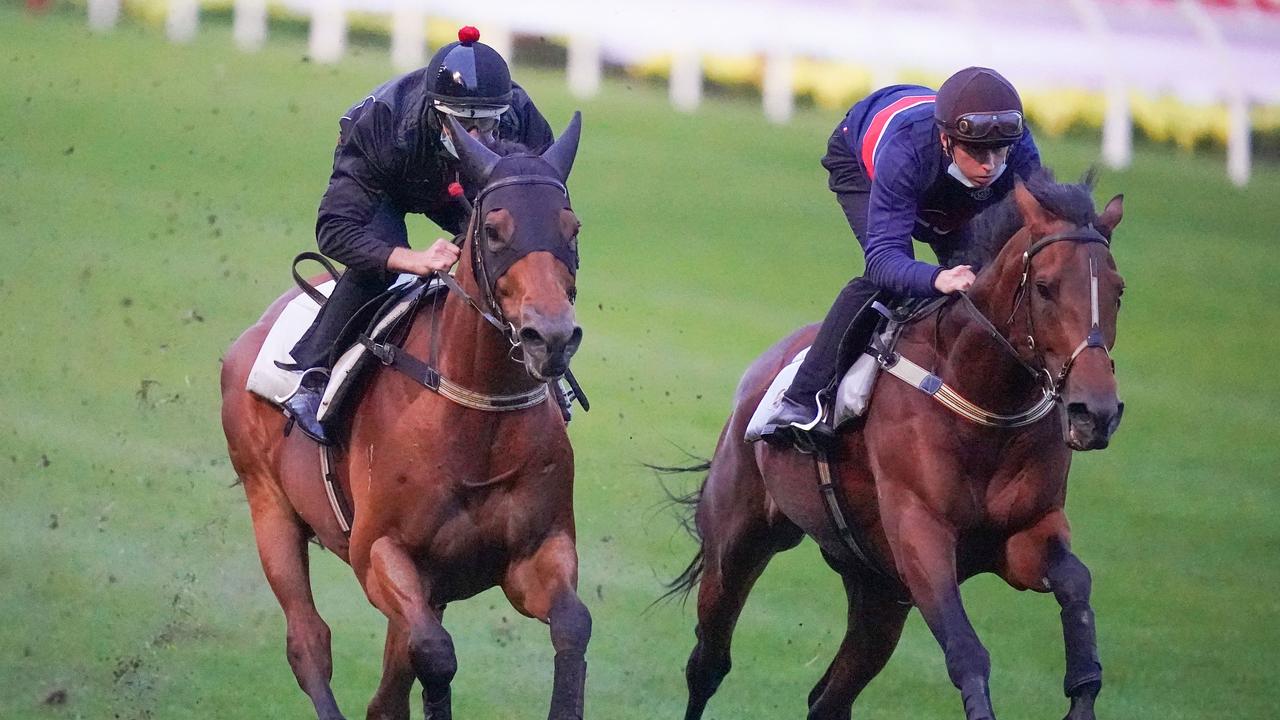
[934,67,1025,148]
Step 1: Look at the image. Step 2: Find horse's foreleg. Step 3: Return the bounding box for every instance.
[245,480,345,720]
[1001,515,1101,720]
[503,532,591,720]
[882,492,995,720]
[805,571,910,720]
[363,537,456,720]
[365,619,414,720]
[1046,541,1102,720]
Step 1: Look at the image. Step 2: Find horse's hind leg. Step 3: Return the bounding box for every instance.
[243,477,345,720]
[365,619,414,720]
[362,537,456,720]
[805,571,910,720]
[503,532,592,720]
[683,450,803,720]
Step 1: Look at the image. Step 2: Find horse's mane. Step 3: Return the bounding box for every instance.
[957,167,1099,267]
[490,138,532,157]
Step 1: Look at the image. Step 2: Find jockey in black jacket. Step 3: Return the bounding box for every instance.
[284,26,555,444]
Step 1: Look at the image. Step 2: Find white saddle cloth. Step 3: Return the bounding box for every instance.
[743,346,883,442]
[245,273,426,414]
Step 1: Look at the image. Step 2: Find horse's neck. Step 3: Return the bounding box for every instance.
[932,230,1040,409]
[421,251,541,397]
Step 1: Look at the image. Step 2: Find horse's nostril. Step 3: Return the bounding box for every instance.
[1066,402,1091,421]
[519,326,545,347]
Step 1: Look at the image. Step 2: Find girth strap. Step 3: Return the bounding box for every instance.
[813,450,910,600]
[361,336,549,412]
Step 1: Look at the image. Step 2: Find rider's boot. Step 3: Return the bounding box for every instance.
[282,369,331,445]
[759,277,884,450]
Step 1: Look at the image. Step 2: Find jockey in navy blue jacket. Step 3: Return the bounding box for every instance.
[761,67,1043,447]
[283,26,554,444]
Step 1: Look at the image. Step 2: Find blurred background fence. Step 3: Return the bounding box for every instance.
[66,0,1280,185]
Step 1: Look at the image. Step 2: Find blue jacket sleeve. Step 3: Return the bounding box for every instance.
[1008,124,1042,181]
[315,99,399,274]
[862,138,943,297]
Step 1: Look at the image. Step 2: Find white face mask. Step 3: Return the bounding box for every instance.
[947,160,1007,188]
[440,128,459,159]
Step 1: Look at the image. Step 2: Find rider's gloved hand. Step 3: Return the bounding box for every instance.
[934,265,976,294]
[387,239,462,276]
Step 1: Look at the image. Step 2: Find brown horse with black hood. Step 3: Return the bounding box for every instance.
[670,170,1125,720]
[220,114,590,720]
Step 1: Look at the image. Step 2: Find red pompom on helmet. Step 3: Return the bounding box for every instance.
[447,182,465,198]
[457,26,480,46]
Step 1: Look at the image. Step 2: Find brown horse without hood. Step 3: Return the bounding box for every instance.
[671,170,1125,720]
[220,114,590,720]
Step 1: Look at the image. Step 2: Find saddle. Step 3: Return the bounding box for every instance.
[245,264,445,438]
[744,297,945,442]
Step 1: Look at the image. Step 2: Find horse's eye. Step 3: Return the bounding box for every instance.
[1035,281,1053,300]
[484,225,502,247]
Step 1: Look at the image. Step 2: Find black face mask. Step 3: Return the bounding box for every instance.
[470,173,578,300]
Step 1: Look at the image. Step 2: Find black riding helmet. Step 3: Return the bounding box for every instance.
[424,26,513,116]
[935,67,1025,148]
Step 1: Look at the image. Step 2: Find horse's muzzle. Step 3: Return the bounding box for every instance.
[1064,399,1124,451]
[518,312,582,381]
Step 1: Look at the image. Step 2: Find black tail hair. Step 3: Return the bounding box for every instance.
[646,460,712,606]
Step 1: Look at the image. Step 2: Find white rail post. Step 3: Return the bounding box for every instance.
[670,50,702,113]
[166,0,199,43]
[484,26,514,66]
[309,0,347,64]
[233,0,268,52]
[762,49,794,124]
[390,4,427,70]
[567,34,602,99]
[87,0,119,32]
[1227,93,1251,187]
[1102,78,1132,169]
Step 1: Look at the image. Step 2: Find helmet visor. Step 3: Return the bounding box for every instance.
[949,111,1023,143]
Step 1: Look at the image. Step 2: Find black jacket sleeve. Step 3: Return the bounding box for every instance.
[509,85,555,153]
[315,98,400,273]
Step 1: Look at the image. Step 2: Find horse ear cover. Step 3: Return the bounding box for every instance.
[541,112,582,181]
[445,114,501,185]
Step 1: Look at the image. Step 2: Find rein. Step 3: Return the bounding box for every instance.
[878,224,1112,429]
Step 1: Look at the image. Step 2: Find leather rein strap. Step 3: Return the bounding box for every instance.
[878,224,1111,429]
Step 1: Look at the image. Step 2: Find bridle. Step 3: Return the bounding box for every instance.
[1006,223,1114,398]
[364,171,583,413]
[437,173,574,355]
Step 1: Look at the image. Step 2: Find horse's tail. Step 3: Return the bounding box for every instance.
[647,460,713,606]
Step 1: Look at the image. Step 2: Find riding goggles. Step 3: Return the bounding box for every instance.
[434,101,508,134]
[949,111,1024,142]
